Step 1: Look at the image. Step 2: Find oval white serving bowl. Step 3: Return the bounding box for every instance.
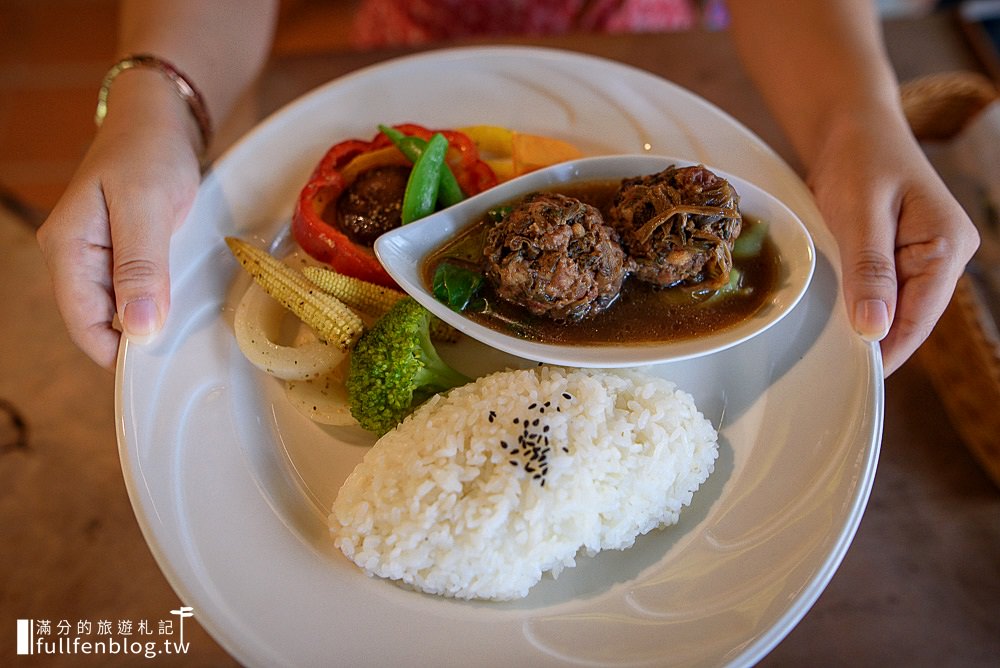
[375,154,815,368]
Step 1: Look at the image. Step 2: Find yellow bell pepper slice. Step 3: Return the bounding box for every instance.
[459,125,515,156]
[484,158,515,182]
[340,145,411,184]
[460,125,584,181]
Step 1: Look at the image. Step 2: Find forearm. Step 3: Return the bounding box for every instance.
[113,0,279,150]
[726,0,906,171]
[728,1,981,375]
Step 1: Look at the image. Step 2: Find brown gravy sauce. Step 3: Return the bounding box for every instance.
[423,180,780,347]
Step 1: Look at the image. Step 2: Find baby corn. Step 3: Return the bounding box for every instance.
[225,237,363,351]
[303,265,405,316]
[303,265,460,343]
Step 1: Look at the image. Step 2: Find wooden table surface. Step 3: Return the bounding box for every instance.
[2,13,998,667]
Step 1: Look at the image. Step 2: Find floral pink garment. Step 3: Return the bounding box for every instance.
[351,0,717,49]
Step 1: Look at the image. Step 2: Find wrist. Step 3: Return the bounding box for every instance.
[95,67,204,157]
[805,97,913,178]
[95,54,212,159]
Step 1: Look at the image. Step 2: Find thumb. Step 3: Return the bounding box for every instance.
[840,240,896,344]
[109,197,176,344]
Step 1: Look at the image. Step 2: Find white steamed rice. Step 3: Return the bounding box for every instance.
[330,365,718,600]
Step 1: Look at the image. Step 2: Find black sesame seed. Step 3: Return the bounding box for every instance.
[513,417,519,424]
[500,440,508,449]
[525,465,535,473]
[532,418,539,426]
[543,425,550,432]
[528,402,537,410]
[510,449,519,455]
[562,392,572,400]
[509,460,518,466]
[562,446,569,453]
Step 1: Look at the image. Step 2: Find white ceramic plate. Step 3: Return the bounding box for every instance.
[117,47,882,667]
[376,154,816,367]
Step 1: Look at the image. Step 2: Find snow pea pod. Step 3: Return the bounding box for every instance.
[379,124,423,158]
[379,125,464,207]
[401,132,449,225]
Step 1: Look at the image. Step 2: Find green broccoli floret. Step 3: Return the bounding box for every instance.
[347,297,469,435]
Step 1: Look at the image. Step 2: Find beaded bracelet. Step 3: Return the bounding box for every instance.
[94,53,213,154]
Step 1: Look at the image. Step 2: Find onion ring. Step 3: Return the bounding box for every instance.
[233,282,346,381]
[284,360,356,427]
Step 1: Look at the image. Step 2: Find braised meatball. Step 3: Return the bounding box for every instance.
[483,193,630,321]
[335,165,410,245]
[609,165,742,288]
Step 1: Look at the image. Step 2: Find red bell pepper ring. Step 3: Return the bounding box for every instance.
[292,125,498,288]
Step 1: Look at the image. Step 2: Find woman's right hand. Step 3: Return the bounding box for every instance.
[37,70,203,369]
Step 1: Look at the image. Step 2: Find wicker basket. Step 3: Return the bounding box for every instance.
[901,71,997,139]
[902,71,1000,489]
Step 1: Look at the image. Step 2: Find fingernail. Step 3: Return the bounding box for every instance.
[122,298,161,342]
[854,299,889,342]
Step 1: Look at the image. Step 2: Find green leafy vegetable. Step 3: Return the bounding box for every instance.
[705,268,752,303]
[486,206,512,223]
[732,221,768,258]
[432,262,485,312]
